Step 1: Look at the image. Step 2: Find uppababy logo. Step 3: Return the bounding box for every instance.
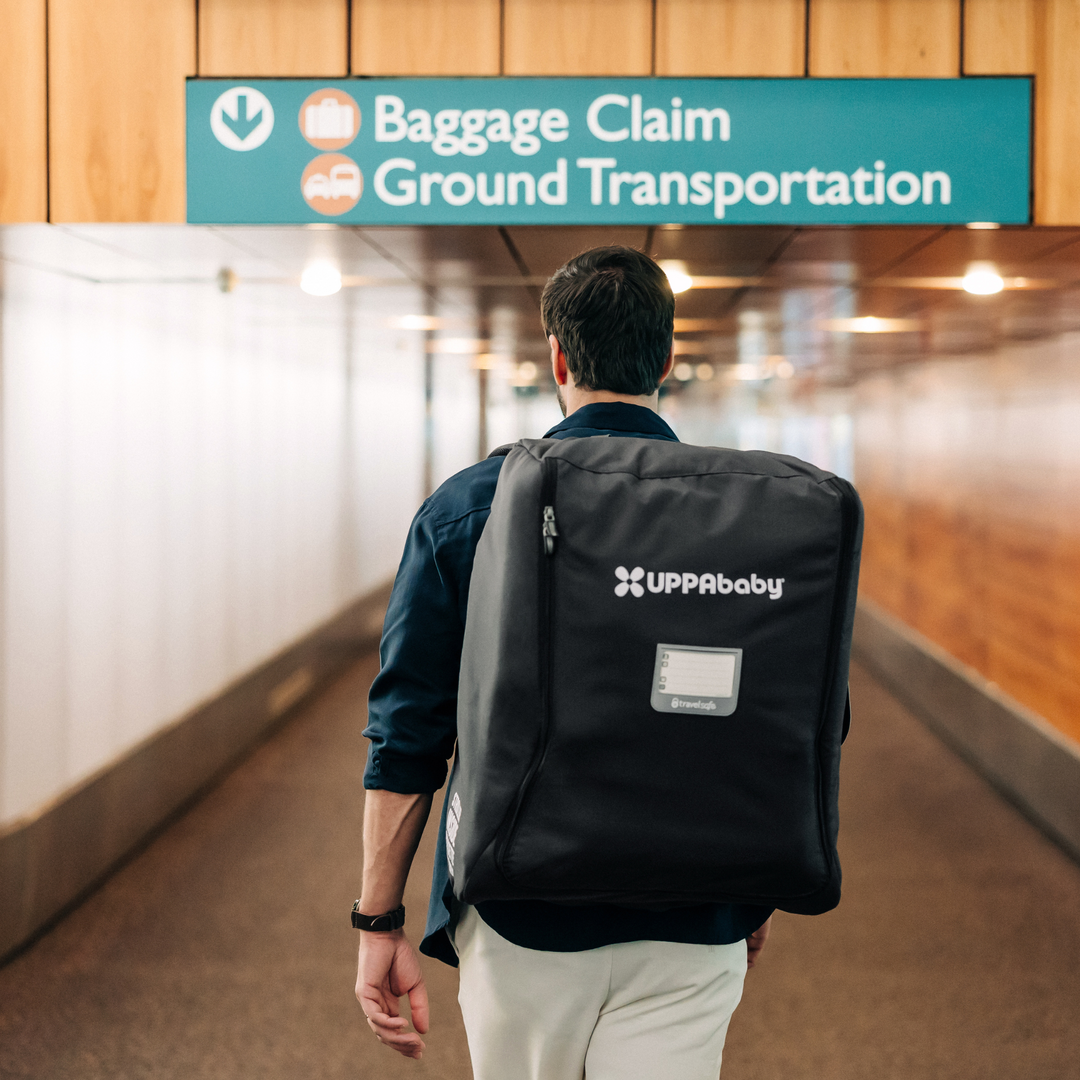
[614,566,646,597]
[614,566,785,599]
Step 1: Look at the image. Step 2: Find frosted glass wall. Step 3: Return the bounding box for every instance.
[0,225,475,826]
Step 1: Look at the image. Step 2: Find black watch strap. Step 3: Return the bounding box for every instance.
[351,900,405,932]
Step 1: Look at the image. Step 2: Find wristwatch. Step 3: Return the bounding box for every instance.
[351,900,405,932]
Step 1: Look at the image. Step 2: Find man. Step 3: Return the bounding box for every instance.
[355,246,772,1079]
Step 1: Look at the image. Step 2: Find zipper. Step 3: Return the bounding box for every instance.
[494,454,559,878]
[542,505,559,554]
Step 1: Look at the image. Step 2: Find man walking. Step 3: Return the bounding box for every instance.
[355,246,772,1078]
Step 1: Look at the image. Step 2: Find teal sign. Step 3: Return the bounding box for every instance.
[186,77,1030,226]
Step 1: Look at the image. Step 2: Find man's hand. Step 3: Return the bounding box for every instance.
[355,789,433,1057]
[746,915,772,969]
[356,929,430,1059]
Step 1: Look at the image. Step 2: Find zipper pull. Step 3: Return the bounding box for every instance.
[542,505,558,555]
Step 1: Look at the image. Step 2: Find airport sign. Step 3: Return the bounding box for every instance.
[186,77,1031,226]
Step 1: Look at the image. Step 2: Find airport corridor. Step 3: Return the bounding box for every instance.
[1,654,1077,1080]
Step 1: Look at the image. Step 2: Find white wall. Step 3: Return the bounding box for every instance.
[0,225,480,826]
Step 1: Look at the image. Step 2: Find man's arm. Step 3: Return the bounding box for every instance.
[355,789,434,1059]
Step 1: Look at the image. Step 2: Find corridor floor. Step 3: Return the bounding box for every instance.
[2,655,1079,1079]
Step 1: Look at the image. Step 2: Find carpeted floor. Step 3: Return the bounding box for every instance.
[1,657,1078,1079]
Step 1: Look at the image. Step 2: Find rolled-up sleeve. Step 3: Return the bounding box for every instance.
[363,483,494,793]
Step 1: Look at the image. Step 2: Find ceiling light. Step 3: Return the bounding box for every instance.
[660,261,694,294]
[851,316,886,333]
[731,363,762,381]
[673,362,694,381]
[300,261,342,296]
[962,262,1004,295]
[389,315,441,330]
[823,317,921,333]
[695,363,714,381]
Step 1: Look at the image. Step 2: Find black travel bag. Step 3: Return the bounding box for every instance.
[446,435,862,915]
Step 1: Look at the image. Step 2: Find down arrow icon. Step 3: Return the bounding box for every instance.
[211,86,275,151]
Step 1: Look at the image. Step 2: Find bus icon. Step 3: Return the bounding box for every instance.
[301,154,363,215]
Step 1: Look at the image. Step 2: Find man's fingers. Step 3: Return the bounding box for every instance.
[366,1013,425,1058]
[366,1011,408,1030]
[407,980,430,1034]
[358,986,400,1019]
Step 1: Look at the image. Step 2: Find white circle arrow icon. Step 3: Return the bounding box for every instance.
[211,87,275,151]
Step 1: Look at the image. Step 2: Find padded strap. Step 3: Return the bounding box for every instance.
[487,443,516,459]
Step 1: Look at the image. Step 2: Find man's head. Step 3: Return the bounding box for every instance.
[540,247,675,411]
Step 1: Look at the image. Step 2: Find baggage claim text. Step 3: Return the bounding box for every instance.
[370,93,953,217]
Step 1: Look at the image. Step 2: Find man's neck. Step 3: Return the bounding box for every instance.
[560,388,660,417]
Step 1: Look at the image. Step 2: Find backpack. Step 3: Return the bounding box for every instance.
[445,435,862,914]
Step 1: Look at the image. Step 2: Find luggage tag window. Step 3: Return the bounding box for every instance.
[651,645,743,716]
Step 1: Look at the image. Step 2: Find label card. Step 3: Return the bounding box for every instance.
[651,644,743,716]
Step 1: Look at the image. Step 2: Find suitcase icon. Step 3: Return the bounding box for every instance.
[305,97,355,141]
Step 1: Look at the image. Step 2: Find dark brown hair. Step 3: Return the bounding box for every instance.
[540,246,674,396]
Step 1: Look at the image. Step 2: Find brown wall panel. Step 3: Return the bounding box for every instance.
[503,0,653,75]
[809,0,961,77]
[199,0,348,77]
[855,343,1080,746]
[0,0,47,222]
[352,0,500,75]
[48,0,195,222]
[963,0,1035,73]
[655,0,805,76]
[1033,0,1080,225]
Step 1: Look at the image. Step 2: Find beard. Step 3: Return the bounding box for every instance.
[555,382,567,417]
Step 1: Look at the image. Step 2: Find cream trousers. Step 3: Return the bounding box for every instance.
[454,905,748,1080]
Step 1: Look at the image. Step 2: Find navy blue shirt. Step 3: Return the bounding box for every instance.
[364,402,773,966]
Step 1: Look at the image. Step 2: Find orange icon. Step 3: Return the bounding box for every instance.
[302,153,364,215]
[299,89,360,150]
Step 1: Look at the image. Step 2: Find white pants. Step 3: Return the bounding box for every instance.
[454,905,747,1080]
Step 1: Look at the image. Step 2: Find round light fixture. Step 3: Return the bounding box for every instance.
[851,316,886,333]
[673,361,694,381]
[300,261,343,296]
[660,261,693,294]
[962,262,1004,295]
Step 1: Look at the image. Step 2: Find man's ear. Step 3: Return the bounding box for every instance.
[657,341,675,386]
[549,334,569,386]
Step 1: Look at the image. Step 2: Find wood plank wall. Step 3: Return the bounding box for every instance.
[200,0,349,76]
[809,0,961,77]
[0,0,47,222]
[4,0,1080,222]
[854,346,1080,746]
[352,0,501,75]
[48,0,196,222]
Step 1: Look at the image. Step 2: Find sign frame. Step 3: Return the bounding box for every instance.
[186,76,1033,227]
